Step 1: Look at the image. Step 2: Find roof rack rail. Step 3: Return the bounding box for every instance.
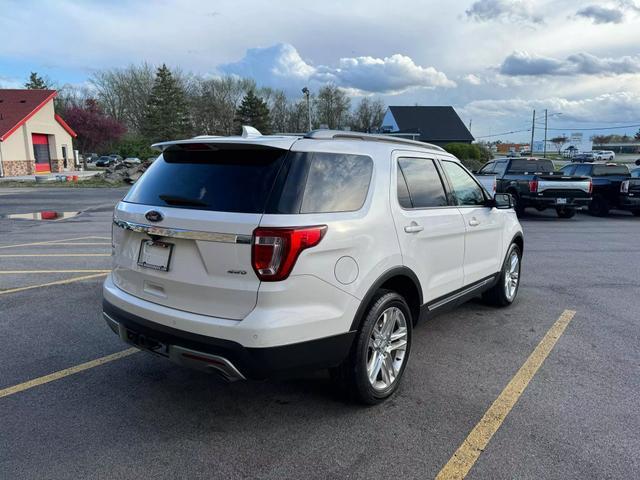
[303,130,445,152]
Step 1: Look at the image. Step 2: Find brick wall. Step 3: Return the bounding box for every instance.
[2,160,35,176]
[50,159,67,172]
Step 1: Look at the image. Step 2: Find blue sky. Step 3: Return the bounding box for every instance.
[2,0,640,141]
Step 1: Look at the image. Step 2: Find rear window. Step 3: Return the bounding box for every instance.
[126,147,373,215]
[124,146,287,213]
[507,159,554,173]
[592,165,629,176]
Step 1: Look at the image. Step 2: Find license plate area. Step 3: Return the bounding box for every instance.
[556,198,567,205]
[124,328,169,357]
[137,239,173,272]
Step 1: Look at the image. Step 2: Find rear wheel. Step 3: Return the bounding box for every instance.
[511,192,525,216]
[588,195,610,217]
[482,243,521,307]
[556,207,576,218]
[333,291,412,404]
[632,210,640,217]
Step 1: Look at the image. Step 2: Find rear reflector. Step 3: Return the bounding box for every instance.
[252,226,327,281]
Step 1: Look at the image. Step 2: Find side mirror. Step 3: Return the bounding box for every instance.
[493,193,513,209]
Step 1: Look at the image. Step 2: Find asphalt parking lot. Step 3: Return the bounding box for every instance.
[1,187,639,480]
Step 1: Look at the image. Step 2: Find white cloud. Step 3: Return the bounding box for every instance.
[465,0,544,24]
[462,73,483,85]
[576,5,625,24]
[219,43,455,94]
[463,92,640,123]
[499,51,640,76]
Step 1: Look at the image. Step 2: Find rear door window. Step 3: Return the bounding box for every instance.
[592,165,629,176]
[124,146,287,213]
[573,164,592,177]
[397,158,448,208]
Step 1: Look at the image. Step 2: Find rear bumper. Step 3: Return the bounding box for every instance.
[520,195,591,208]
[618,195,640,210]
[103,299,356,379]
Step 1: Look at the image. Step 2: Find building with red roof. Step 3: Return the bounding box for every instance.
[0,89,77,177]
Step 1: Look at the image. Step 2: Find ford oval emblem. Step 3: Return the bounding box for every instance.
[145,210,164,223]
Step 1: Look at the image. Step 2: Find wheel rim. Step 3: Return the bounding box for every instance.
[366,307,408,392]
[504,250,520,301]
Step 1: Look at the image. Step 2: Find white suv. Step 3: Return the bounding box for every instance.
[103,129,524,404]
[594,150,615,161]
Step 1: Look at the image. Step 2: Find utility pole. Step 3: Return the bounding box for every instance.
[302,87,311,132]
[468,118,472,132]
[543,109,548,158]
[530,110,536,155]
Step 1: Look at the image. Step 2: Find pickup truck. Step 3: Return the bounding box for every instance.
[559,162,640,216]
[476,157,592,218]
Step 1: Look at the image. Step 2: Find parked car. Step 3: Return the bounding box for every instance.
[95,156,114,167]
[476,157,592,218]
[593,150,615,161]
[109,154,123,162]
[84,153,99,163]
[560,163,640,216]
[124,157,142,165]
[631,168,640,178]
[103,129,524,404]
[572,153,595,163]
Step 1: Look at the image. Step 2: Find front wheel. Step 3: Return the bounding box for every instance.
[334,291,412,405]
[588,196,609,217]
[556,207,576,218]
[482,243,522,307]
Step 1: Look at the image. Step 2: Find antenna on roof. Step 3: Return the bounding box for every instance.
[241,126,262,138]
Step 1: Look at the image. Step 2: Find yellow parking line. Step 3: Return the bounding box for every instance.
[435,309,577,480]
[0,270,111,274]
[0,272,109,296]
[0,348,138,399]
[0,254,111,257]
[0,236,109,249]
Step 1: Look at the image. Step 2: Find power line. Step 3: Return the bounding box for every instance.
[545,123,640,131]
[475,128,531,139]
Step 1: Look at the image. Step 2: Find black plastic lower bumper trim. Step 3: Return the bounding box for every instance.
[102,300,356,379]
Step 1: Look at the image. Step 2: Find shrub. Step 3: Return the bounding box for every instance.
[443,143,490,171]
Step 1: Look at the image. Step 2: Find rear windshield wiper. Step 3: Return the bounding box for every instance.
[159,194,209,207]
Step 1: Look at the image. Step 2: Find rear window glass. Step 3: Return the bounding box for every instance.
[124,146,287,213]
[592,165,629,176]
[507,159,554,173]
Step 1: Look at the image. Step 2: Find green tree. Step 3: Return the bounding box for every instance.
[24,72,50,89]
[234,90,271,134]
[140,64,191,142]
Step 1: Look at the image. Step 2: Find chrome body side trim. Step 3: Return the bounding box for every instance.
[113,219,252,244]
[428,277,494,310]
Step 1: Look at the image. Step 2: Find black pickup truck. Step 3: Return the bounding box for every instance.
[476,157,592,218]
[559,162,640,216]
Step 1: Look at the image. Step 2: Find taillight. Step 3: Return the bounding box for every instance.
[529,179,538,193]
[251,226,327,281]
[588,179,593,194]
[621,180,629,194]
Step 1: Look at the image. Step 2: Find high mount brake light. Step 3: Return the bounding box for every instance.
[251,226,327,281]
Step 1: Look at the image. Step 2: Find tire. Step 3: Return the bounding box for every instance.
[632,210,640,217]
[588,195,609,217]
[511,192,525,216]
[556,207,576,218]
[333,291,412,405]
[482,243,522,307]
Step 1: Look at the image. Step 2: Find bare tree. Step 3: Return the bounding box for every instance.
[350,97,386,133]
[314,84,351,129]
[550,135,569,154]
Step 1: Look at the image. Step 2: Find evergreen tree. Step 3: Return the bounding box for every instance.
[140,64,191,142]
[25,72,49,89]
[234,90,271,134]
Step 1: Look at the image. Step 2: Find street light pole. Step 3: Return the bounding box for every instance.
[543,109,548,158]
[302,87,311,132]
[530,109,536,156]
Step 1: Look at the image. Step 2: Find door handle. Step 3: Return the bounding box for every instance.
[468,218,480,227]
[404,222,424,233]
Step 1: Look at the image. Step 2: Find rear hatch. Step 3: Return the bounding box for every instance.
[535,174,592,198]
[111,141,293,320]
